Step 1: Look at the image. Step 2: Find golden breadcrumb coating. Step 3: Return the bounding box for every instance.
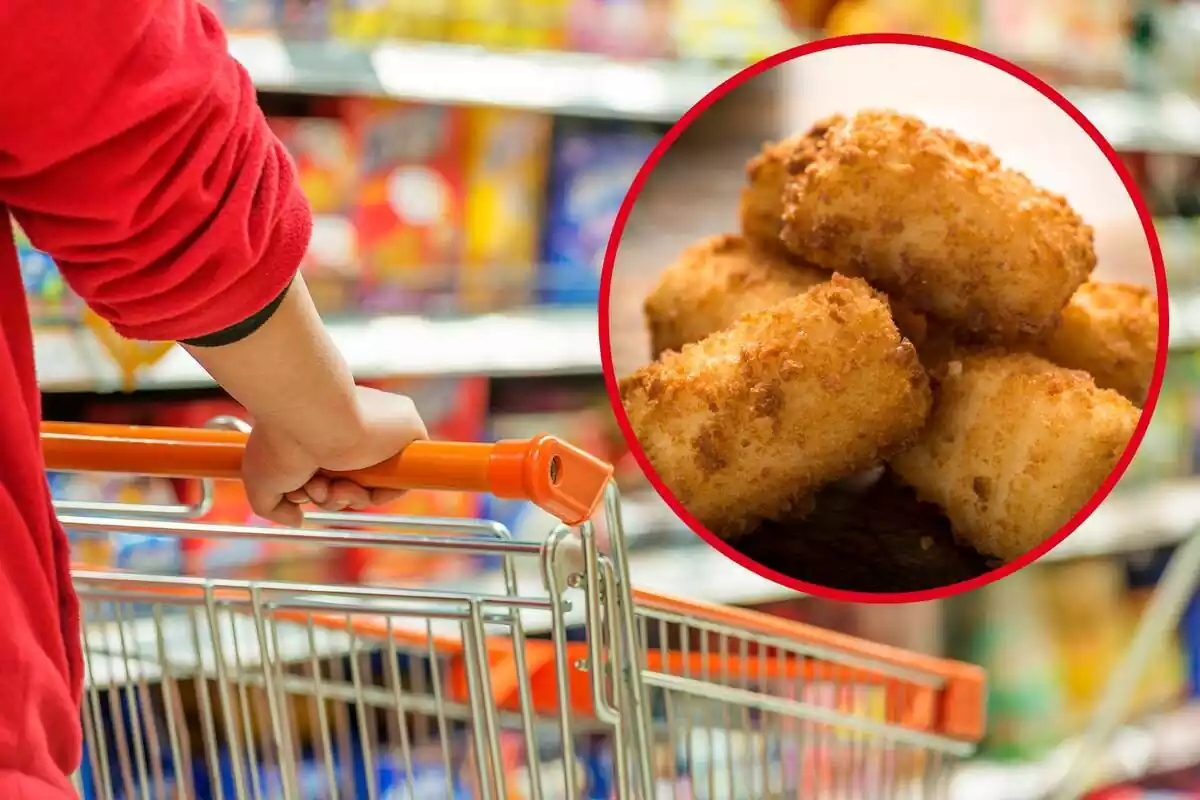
[643,234,827,357]
[644,233,930,357]
[780,109,1096,340]
[1030,281,1158,405]
[890,353,1139,561]
[622,275,931,538]
[740,115,844,252]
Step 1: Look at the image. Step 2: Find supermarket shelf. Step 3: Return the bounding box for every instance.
[951,701,1200,800]
[1048,479,1200,562]
[227,35,1200,151]
[35,308,601,392]
[1167,278,1200,351]
[1069,88,1200,155]
[37,291,1192,391]
[230,35,734,122]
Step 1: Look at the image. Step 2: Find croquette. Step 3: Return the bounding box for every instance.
[644,233,930,357]
[622,275,931,538]
[1030,281,1158,405]
[780,110,1096,340]
[643,234,827,357]
[740,115,843,253]
[890,353,1139,561]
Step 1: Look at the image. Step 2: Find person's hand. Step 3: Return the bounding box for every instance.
[241,386,428,526]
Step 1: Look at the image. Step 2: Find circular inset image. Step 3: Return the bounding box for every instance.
[601,35,1167,601]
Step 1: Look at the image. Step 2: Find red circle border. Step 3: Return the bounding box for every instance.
[597,33,1171,605]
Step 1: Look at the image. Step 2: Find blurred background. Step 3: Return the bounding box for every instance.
[21,0,1200,797]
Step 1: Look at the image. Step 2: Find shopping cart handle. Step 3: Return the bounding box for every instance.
[40,422,614,525]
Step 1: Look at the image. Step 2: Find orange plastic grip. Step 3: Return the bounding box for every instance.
[41,422,613,525]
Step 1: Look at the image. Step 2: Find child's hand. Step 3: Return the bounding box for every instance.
[241,386,428,526]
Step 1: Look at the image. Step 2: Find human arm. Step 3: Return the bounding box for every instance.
[184,277,427,525]
[0,0,425,524]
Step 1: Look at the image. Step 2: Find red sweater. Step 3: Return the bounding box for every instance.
[0,1,310,793]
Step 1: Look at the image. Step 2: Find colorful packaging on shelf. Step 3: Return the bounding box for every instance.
[52,471,185,608]
[508,0,572,49]
[214,0,277,31]
[12,219,76,322]
[567,0,672,58]
[344,100,467,313]
[461,108,552,313]
[823,0,977,40]
[540,123,658,306]
[944,568,1067,761]
[671,0,798,62]
[269,116,360,312]
[269,117,358,217]
[447,0,520,47]
[979,0,1123,72]
[275,0,330,38]
[1185,587,1200,701]
[1122,358,1192,486]
[329,0,392,41]
[1040,559,1142,733]
[1125,548,1191,707]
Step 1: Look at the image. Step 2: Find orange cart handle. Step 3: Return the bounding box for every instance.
[42,422,613,525]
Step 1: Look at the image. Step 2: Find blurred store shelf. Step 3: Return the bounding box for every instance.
[231,34,734,122]
[1170,293,1200,350]
[35,308,601,392]
[227,34,1200,152]
[1048,479,1200,562]
[1069,88,1200,155]
[951,701,1200,800]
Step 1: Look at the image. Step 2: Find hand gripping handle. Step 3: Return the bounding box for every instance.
[41,422,614,525]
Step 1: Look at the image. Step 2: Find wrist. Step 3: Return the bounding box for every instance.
[281,397,368,464]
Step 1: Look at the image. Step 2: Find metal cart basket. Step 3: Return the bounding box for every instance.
[45,421,986,800]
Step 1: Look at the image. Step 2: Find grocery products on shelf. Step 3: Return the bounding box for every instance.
[210,0,277,34]
[568,0,673,59]
[268,114,362,311]
[823,0,977,41]
[947,553,1195,764]
[541,121,660,305]
[345,99,467,313]
[462,107,553,312]
[978,0,1126,77]
[948,568,1067,762]
[12,219,76,324]
[18,98,665,327]
[54,471,185,575]
[672,0,798,62]
[1121,354,1198,487]
[207,0,797,64]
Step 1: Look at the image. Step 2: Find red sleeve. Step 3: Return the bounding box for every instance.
[0,0,310,342]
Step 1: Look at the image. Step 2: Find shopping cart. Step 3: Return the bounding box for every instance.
[45,420,986,800]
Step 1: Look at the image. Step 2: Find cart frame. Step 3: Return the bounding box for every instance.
[48,420,985,799]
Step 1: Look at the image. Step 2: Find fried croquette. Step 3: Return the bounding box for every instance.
[643,234,827,357]
[644,233,931,358]
[780,110,1097,340]
[621,275,932,538]
[890,353,1139,561]
[1031,281,1158,405]
[740,115,843,252]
